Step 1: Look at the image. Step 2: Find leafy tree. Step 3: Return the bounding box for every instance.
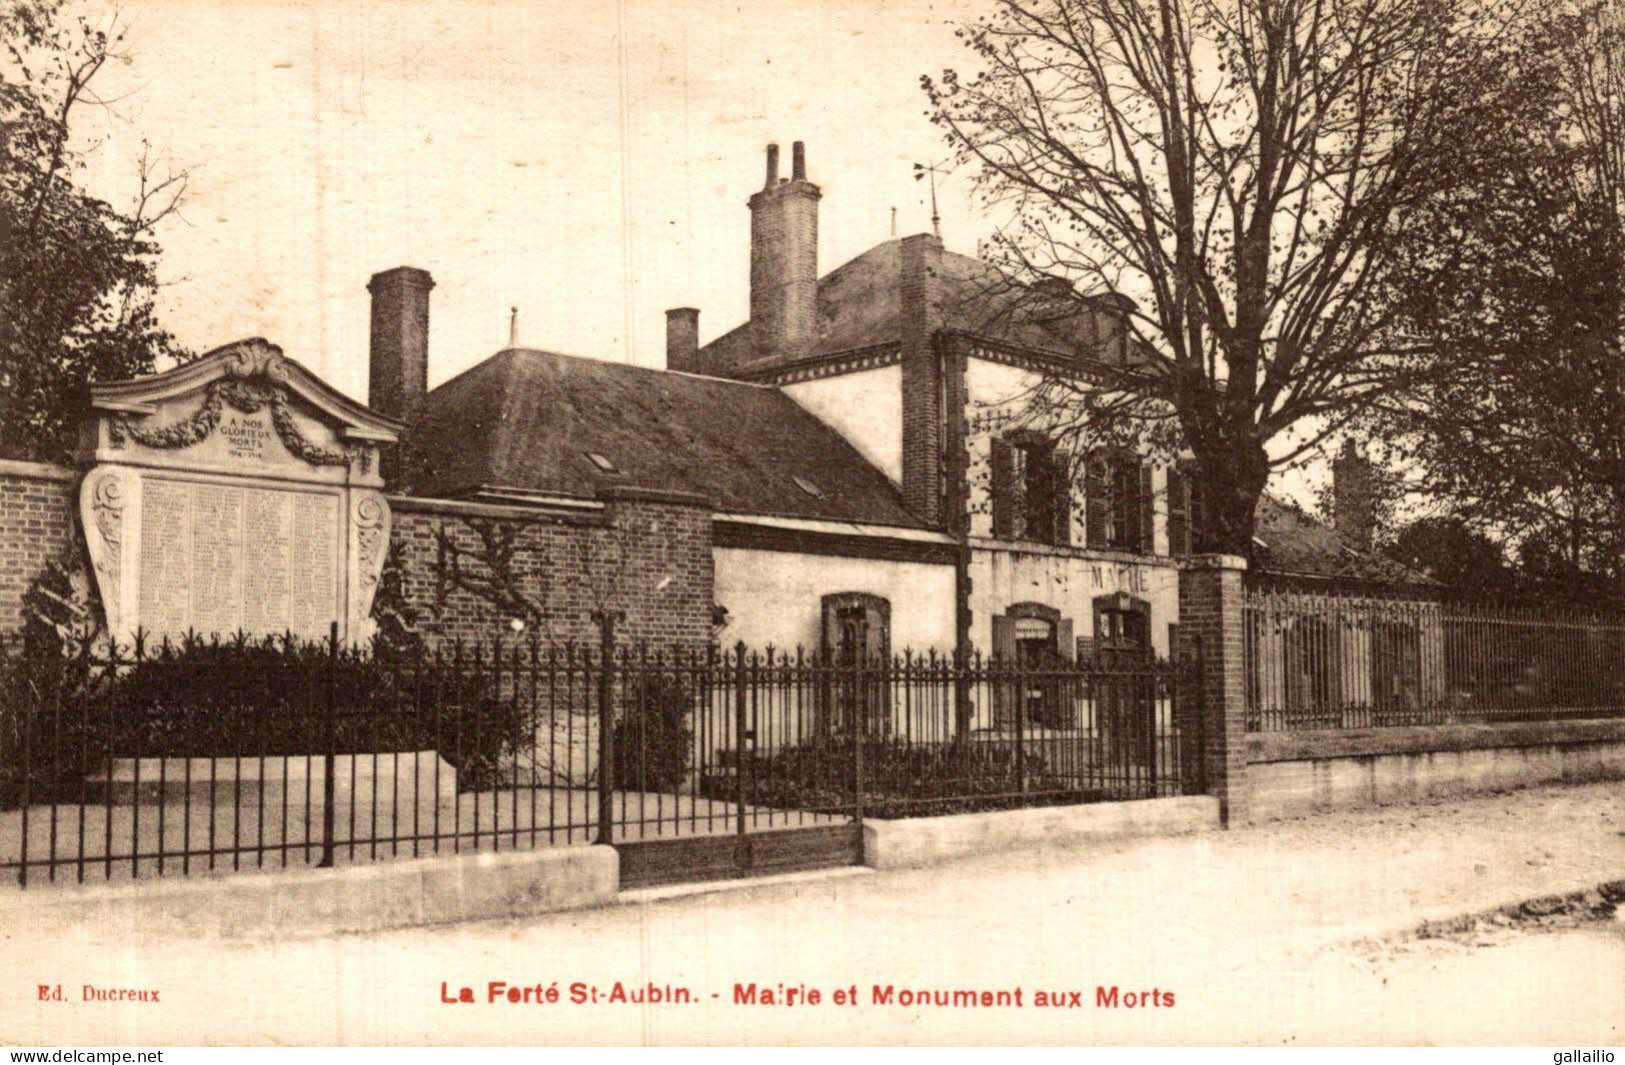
[1362,3,1625,594]
[923,0,1525,559]
[0,0,190,462]
[1384,516,1519,598]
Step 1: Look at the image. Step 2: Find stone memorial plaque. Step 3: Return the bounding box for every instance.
[79,339,400,645]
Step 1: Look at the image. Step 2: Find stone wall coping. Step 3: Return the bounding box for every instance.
[965,535,1183,569]
[389,493,606,525]
[595,484,715,509]
[1179,553,1248,572]
[1248,716,1625,763]
[0,458,74,483]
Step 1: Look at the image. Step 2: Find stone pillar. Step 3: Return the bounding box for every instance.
[1177,554,1249,825]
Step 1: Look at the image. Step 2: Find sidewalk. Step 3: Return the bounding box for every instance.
[3,780,1621,1045]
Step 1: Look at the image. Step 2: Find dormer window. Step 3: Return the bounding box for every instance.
[793,475,827,500]
[584,451,618,473]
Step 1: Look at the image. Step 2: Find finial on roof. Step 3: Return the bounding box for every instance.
[891,206,897,238]
[509,306,519,348]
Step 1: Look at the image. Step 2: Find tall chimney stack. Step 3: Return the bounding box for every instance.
[748,141,820,357]
[1333,439,1376,550]
[367,266,435,425]
[665,307,700,373]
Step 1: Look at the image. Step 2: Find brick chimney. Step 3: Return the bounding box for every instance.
[1333,439,1375,549]
[367,266,435,425]
[665,307,700,373]
[748,141,820,357]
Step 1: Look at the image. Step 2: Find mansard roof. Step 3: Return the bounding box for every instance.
[403,347,925,528]
[697,237,1150,378]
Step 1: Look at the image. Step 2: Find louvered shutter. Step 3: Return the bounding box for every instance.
[991,614,1016,727]
[1138,462,1155,553]
[1167,466,1190,556]
[1086,450,1108,548]
[1051,450,1072,546]
[991,437,1017,539]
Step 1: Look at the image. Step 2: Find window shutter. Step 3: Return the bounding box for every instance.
[1086,451,1108,549]
[1138,462,1155,554]
[1051,450,1072,546]
[991,614,1016,728]
[1167,466,1190,556]
[1056,617,1075,661]
[1189,468,1207,553]
[991,437,1016,539]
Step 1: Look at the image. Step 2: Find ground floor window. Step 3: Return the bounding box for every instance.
[992,603,1074,729]
[819,592,891,735]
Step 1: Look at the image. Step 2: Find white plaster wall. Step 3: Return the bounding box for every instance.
[962,356,1170,551]
[783,364,903,485]
[967,546,1181,658]
[713,546,958,654]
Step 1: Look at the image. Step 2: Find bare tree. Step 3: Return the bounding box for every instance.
[924,0,1521,557]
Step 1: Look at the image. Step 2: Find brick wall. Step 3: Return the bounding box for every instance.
[0,461,80,635]
[388,488,714,650]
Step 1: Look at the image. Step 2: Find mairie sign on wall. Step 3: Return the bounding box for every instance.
[77,338,402,645]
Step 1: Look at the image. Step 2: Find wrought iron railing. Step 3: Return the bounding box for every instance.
[0,625,1203,888]
[1245,592,1625,731]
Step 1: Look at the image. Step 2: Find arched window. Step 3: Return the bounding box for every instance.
[819,593,891,736]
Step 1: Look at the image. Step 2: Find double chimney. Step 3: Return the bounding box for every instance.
[667,141,821,373]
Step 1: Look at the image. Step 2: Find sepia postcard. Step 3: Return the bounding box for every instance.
[0,0,1622,1049]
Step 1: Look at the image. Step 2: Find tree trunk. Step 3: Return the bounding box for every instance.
[1192,439,1270,563]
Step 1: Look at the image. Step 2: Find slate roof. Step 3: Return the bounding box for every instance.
[403,347,925,528]
[698,237,1144,376]
[1254,493,1436,588]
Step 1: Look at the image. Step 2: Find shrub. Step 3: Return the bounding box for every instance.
[697,738,1087,818]
[0,634,530,806]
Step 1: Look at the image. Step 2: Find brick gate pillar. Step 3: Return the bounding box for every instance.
[1177,554,1249,825]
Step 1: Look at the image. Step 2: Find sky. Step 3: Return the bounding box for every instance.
[69,0,1325,505]
[71,0,989,399]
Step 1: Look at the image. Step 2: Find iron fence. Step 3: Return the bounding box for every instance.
[1245,591,1625,731]
[0,623,1203,889]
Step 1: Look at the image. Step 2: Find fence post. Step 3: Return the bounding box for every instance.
[1013,654,1027,794]
[733,641,749,864]
[593,611,619,847]
[14,637,29,888]
[319,620,338,868]
[1177,555,1249,825]
[852,653,865,824]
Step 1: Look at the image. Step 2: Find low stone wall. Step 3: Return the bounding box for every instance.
[0,843,619,940]
[861,795,1219,870]
[91,751,458,805]
[1246,718,1625,821]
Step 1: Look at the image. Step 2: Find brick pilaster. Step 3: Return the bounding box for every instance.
[1177,553,1249,825]
[900,233,944,526]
